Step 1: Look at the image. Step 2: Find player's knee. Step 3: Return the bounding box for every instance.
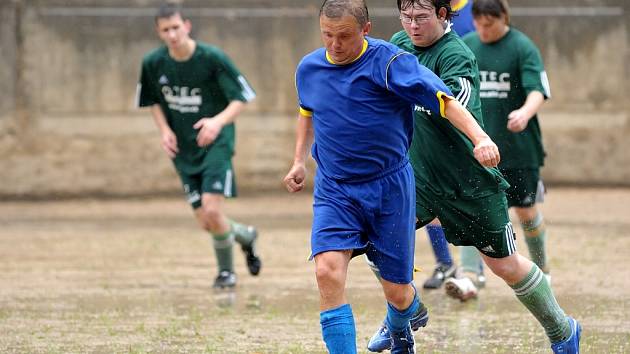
[315,260,343,286]
[195,216,212,231]
[521,213,545,237]
[200,204,223,224]
[382,283,413,309]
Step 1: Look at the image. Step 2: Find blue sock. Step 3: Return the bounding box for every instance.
[320,304,356,354]
[386,291,421,333]
[426,224,452,266]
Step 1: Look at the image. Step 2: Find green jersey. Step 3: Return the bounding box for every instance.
[137,42,256,175]
[463,28,549,169]
[391,29,508,199]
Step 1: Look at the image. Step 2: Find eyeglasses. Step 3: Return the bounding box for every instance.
[399,15,433,25]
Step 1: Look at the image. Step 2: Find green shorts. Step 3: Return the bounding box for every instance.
[177,158,237,209]
[500,168,545,208]
[416,188,516,258]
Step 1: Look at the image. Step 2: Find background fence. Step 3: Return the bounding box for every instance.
[0,0,628,198]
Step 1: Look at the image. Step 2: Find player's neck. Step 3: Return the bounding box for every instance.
[169,38,196,62]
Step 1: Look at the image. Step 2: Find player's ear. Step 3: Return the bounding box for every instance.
[184,19,192,34]
[362,21,372,36]
[438,7,447,21]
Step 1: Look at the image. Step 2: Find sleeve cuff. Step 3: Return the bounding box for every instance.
[299,107,313,117]
[437,91,455,118]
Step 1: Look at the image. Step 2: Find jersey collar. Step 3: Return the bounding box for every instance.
[326,39,368,65]
[451,0,469,12]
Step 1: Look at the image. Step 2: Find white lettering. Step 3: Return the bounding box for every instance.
[161,85,203,113]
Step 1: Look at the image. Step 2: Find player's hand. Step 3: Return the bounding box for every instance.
[194,117,222,147]
[160,129,179,159]
[283,164,307,193]
[473,137,500,167]
[507,109,530,132]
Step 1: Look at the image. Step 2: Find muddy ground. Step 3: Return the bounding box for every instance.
[0,187,629,353]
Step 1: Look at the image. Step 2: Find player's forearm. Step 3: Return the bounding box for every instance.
[443,99,490,146]
[293,114,314,165]
[150,104,173,134]
[519,91,545,120]
[212,100,246,127]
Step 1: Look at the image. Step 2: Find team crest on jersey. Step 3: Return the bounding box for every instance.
[159,75,169,85]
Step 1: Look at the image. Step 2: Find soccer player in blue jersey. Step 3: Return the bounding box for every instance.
[283,0,500,352]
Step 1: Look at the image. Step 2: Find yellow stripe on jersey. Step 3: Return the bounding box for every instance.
[437,91,455,118]
[299,107,313,117]
[451,0,469,12]
[326,39,368,65]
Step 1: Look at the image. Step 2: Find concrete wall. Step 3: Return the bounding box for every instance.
[0,0,628,198]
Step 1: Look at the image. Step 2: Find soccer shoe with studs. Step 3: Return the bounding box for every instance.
[444,276,478,301]
[367,305,428,352]
[422,262,457,289]
[213,270,236,289]
[240,226,262,276]
[551,317,581,354]
[389,323,416,354]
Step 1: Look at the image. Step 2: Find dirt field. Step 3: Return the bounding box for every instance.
[0,187,629,353]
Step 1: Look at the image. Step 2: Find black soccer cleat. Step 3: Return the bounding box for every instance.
[241,226,262,276]
[213,270,237,289]
[422,262,457,289]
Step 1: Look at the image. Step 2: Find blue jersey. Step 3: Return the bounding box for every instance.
[295,36,452,181]
[451,0,475,37]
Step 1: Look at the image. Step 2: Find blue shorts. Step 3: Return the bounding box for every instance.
[310,162,416,284]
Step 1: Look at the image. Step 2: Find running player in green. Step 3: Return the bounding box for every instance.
[366,1,580,352]
[136,2,261,289]
[457,0,553,301]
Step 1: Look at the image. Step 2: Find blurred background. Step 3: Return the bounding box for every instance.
[0,0,628,199]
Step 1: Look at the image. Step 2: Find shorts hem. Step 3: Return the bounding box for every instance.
[309,245,367,261]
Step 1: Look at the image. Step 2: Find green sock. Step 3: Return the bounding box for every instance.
[212,231,234,272]
[460,246,483,274]
[511,264,570,343]
[522,213,548,273]
[229,219,256,246]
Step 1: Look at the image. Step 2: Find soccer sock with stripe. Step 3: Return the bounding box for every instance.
[229,219,256,246]
[211,231,234,272]
[386,286,421,333]
[426,224,453,266]
[522,213,548,273]
[320,303,356,354]
[511,264,571,343]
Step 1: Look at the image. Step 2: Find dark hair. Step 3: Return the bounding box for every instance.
[397,0,453,21]
[155,2,185,24]
[319,0,370,27]
[471,0,510,23]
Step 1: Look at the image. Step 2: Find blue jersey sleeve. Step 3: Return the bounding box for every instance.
[383,52,454,117]
[295,61,314,117]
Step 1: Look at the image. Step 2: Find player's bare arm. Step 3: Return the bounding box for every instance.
[443,98,500,167]
[283,113,314,193]
[193,100,246,147]
[150,104,179,158]
[507,91,545,133]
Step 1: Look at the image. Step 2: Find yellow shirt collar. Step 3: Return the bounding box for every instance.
[326,39,368,65]
[451,0,469,12]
